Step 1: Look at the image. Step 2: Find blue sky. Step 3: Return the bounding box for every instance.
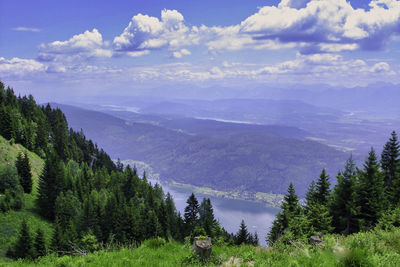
[1,0,400,100]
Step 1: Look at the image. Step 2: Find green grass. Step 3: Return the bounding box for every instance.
[0,136,52,261]
[0,195,54,259]
[0,135,44,194]
[3,228,400,266]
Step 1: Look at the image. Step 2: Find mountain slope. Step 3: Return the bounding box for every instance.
[56,103,348,196]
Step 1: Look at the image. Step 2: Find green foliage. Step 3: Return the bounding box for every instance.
[356,148,387,230]
[330,156,359,234]
[142,237,166,249]
[8,219,34,259]
[0,165,20,193]
[16,152,33,194]
[184,193,200,236]
[34,228,47,258]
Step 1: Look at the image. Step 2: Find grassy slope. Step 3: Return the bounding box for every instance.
[3,228,400,266]
[0,135,43,194]
[0,136,53,259]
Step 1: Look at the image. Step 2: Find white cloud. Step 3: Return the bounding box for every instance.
[38,29,111,61]
[12,27,41,32]
[113,9,193,53]
[172,48,191,58]
[370,62,391,73]
[239,0,400,53]
[0,57,46,77]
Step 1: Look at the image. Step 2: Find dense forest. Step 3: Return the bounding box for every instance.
[0,81,260,261]
[2,80,400,266]
[267,130,400,245]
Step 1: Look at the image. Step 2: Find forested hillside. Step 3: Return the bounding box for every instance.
[0,81,247,263]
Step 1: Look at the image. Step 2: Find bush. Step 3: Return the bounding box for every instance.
[339,248,373,267]
[142,237,166,249]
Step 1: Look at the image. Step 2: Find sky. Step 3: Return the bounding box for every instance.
[1,0,400,101]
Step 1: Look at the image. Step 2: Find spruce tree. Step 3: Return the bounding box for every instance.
[199,198,216,236]
[34,228,47,258]
[37,153,65,220]
[16,152,32,194]
[13,219,34,259]
[184,193,200,236]
[315,169,331,205]
[330,156,359,234]
[381,131,400,204]
[236,220,249,245]
[267,183,307,245]
[356,148,386,230]
[305,169,333,234]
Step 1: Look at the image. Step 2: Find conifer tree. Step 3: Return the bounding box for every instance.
[315,169,331,205]
[37,153,65,220]
[305,169,333,234]
[330,156,359,234]
[184,193,200,236]
[12,219,34,259]
[199,198,216,236]
[381,131,400,203]
[357,148,386,230]
[16,152,32,193]
[34,228,47,258]
[236,220,249,245]
[267,183,308,245]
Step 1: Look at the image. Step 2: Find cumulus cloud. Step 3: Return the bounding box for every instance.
[38,29,111,62]
[239,0,400,53]
[0,57,46,77]
[113,9,194,53]
[172,48,191,58]
[12,27,41,32]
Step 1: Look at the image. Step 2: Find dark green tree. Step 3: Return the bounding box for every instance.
[356,148,386,230]
[315,169,331,205]
[16,152,32,193]
[12,219,34,259]
[34,228,47,258]
[267,183,308,245]
[330,156,359,234]
[236,220,249,245]
[381,131,400,204]
[184,193,200,236]
[37,153,65,220]
[199,198,216,236]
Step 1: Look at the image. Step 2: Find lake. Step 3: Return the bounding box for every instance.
[149,179,280,246]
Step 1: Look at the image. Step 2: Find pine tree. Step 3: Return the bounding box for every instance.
[199,198,216,236]
[184,193,200,236]
[34,228,47,258]
[16,152,32,194]
[305,169,333,234]
[381,131,400,204]
[236,220,249,245]
[37,153,65,220]
[12,219,34,259]
[330,156,359,234]
[267,183,307,245]
[356,148,386,230]
[315,169,331,205]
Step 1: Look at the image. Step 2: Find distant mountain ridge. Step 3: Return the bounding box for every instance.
[54,103,349,196]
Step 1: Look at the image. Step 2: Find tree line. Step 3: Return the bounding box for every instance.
[268,131,400,245]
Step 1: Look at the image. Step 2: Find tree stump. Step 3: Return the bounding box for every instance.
[193,237,212,260]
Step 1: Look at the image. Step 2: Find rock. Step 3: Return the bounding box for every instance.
[193,237,212,260]
[309,235,323,245]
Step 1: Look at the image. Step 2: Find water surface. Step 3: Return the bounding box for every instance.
[149,179,279,246]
